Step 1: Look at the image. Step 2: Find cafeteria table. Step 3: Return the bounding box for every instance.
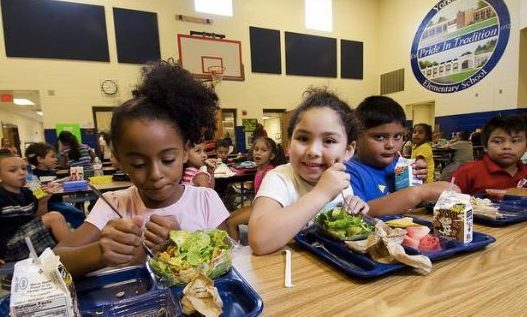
[232,210,527,316]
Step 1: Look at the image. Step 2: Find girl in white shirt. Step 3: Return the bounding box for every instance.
[249,88,369,255]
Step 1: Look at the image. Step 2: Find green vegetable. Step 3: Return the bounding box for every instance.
[149,229,232,285]
[315,207,373,240]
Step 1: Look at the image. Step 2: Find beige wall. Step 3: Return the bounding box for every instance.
[521,0,527,29]
[0,107,45,148]
[519,28,527,107]
[0,0,379,129]
[379,0,522,117]
[0,0,523,131]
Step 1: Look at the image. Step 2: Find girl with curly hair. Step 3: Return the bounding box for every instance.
[55,61,229,276]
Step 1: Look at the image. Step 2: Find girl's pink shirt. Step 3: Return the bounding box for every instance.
[86,185,229,231]
[254,164,275,194]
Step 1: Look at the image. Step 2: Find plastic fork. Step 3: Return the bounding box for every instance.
[88,184,154,258]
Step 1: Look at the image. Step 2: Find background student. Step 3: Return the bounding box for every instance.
[439,130,474,181]
[54,61,230,276]
[249,88,368,255]
[227,137,287,242]
[25,142,86,228]
[58,130,96,176]
[453,114,527,195]
[345,95,458,216]
[0,151,70,262]
[411,123,434,183]
[181,141,217,188]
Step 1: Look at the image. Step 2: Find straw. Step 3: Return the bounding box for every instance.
[283,249,294,288]
[25,237,40,264]
[450,177,456,191]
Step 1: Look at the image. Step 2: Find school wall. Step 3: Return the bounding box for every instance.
[1,0,524,135]
[0,0,380,129]
[0,107,44,148]
[378,0,522,117]
[520,0,527,29]
[519,28,527,107]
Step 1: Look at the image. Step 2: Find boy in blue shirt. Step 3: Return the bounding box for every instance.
[345,96,458,216]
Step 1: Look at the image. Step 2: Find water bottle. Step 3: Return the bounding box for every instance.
[93,157,104,176]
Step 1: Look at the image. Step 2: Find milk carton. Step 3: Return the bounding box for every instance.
[394,157,422,190]
[10,248,80,317]
[69,166,84,181]
[432,191,473,243]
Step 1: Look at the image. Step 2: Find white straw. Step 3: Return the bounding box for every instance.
[283,249,294,288]
[25,237,40,264]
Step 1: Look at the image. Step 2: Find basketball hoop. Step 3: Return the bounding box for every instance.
[206,65,225,90]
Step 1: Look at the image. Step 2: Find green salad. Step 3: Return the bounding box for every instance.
[149,229,232,285]
[315,207,374,240]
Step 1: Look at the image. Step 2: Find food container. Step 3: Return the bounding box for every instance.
[315,207,374,241]
[89,175,113,185]
[148,229,233,286]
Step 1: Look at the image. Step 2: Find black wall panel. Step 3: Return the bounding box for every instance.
[1,0,109,61]
[113,8,161,64]
[341,40,363,79]
[249,26,281,74]
[285,32,336,78]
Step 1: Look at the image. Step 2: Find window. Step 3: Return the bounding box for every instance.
[305,0,332,32]
[194,0,232,17]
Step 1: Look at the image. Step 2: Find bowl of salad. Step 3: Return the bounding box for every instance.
[148,229,232,286]
[315,207,374,241]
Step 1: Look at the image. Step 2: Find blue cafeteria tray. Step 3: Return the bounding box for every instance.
[0,266,263,317]
[473,195,527,226]
[294,216,495,279]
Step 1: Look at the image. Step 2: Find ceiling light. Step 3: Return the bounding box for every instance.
[262,115,270,120]
[13,98,35,106]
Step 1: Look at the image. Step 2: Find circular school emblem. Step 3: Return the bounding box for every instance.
[410,0,510,93]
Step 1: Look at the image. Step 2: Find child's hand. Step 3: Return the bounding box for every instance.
[419,181,461,202]
[144,215,180,252]
[343,195,369,215]
[314,163,350,202]
[204,159,217,173]
[412,159,428,181]
[100,218,144,267]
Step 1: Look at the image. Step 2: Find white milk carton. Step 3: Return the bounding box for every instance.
[432,190,473,243]
[10,248,80,317]
[69,166,84,181]
[394,157,422,190]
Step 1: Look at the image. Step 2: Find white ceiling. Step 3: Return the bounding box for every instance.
[0,90,43,122]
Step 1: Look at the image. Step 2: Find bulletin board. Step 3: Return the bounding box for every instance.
[177,34,244,81]
[56,123,82,142]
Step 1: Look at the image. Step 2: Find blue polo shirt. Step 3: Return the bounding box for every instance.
[345,157,397,202]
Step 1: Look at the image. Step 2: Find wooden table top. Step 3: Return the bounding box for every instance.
[232,212,527,316]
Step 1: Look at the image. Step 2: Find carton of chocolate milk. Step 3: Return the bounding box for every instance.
[432,191,473,243]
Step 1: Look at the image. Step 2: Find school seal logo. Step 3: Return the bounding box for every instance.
[411,0,510,93]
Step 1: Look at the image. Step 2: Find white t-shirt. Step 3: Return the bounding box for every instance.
[255,163,354,210]
[86,185,229,231]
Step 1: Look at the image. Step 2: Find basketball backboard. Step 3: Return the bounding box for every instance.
[177,34,244,81]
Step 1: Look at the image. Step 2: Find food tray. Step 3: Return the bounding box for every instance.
[0,266,263,317]
[473,195,527,226]
[294,216,495,279]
